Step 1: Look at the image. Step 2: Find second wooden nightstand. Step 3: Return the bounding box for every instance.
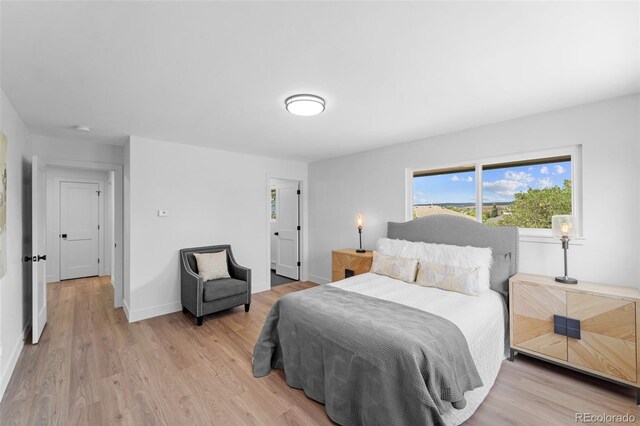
[510,272,640,403]
[331,249,373,282]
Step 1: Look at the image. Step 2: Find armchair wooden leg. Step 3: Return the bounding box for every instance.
[197,316,203,326]
[245,303,250,312]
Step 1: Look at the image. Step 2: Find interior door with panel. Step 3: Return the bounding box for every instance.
[60,181,100,280]
[512,282,568,361]
[275,181,299,280]
[32,156,47,344]
[567,292,637,382]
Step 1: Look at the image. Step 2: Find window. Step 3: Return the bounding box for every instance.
[411,150,578,234]
[413,166,477,220]
[270,188,277,220]
[482,156,572,229]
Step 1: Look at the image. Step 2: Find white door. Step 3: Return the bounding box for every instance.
[275,181,299,280]
[32,156,47,344]
[60,181,100,280]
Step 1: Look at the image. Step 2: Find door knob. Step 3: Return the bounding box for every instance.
[38,255,47,261]
[24,256,32,262]
[61,234,67,239]
[274,232,279,236]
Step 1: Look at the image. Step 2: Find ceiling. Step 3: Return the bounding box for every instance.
[1,1,638,162]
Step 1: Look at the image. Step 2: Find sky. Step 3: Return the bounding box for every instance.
[413,160,571,204]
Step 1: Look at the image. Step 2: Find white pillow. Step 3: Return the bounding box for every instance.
[193,251,231,281]
[376,238,492,293]
[370,252,419,283]
[416,261,481,296]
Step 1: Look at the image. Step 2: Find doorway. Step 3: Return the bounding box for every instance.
[30,157,124,344]
[269,178,300,287]
[46,167,112,282]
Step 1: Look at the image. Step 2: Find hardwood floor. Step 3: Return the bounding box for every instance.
[1,276,639,425]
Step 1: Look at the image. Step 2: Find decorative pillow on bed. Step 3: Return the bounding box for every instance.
[193,251,230,281]
[376,238,492,292]
[370,252,418,283]
[415,261,481,296]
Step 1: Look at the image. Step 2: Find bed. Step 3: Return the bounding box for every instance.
[253,215,519,426]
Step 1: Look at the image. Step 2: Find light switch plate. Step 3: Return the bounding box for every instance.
[158,210,169,217]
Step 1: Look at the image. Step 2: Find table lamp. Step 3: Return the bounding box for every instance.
[356,214,366,253]
[552,215,578,284]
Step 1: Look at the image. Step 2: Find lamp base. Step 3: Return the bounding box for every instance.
[355,249,366,253]
[555,276,578,284]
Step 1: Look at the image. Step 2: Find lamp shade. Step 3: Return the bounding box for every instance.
[552,215,576,238]
[356,213,365,228]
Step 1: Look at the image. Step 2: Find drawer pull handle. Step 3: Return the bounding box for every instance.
[553,315,581,340]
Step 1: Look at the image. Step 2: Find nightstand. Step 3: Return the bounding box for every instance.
[509,273,640,404]
[331,249,373,282]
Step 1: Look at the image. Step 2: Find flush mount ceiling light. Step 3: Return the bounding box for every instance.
[74,125,92,132]
[285,94,325,116]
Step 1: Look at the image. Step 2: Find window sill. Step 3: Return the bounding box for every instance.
[519,234,585,246]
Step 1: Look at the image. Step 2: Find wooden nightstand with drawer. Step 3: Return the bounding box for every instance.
[331,249,373,282]
[509,273,640,403]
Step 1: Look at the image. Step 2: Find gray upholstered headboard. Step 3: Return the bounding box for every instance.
[387,215,518,299]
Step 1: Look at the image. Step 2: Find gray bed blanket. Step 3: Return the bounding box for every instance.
[253,285,483,426]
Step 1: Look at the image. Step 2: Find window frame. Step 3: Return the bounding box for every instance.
[406,145,583,242]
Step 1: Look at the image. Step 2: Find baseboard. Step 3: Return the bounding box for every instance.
[123,298,131,321]
[0,321,31,400]
[309,274,330,285]
[127,301,182,323]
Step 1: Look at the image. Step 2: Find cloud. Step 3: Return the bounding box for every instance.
[537,178,553,188]
[504,170,534,183]
[465,176,473,183]
[540,166,549,175]
[483,179,527,199]
[450,175,460,182]
[413,191,429,204]
[554,165,565,175]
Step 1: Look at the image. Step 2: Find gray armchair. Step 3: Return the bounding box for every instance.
[180,245,251,326]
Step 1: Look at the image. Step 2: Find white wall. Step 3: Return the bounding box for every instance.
[308,94,640,288]
[123,140,131,318]
[31,135,124,165]
[108,171,116,288]
[45,167,111,282]
[126,136,308,322]
[0,90,32,398]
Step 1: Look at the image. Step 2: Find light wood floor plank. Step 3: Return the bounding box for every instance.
[2,276,639,425]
